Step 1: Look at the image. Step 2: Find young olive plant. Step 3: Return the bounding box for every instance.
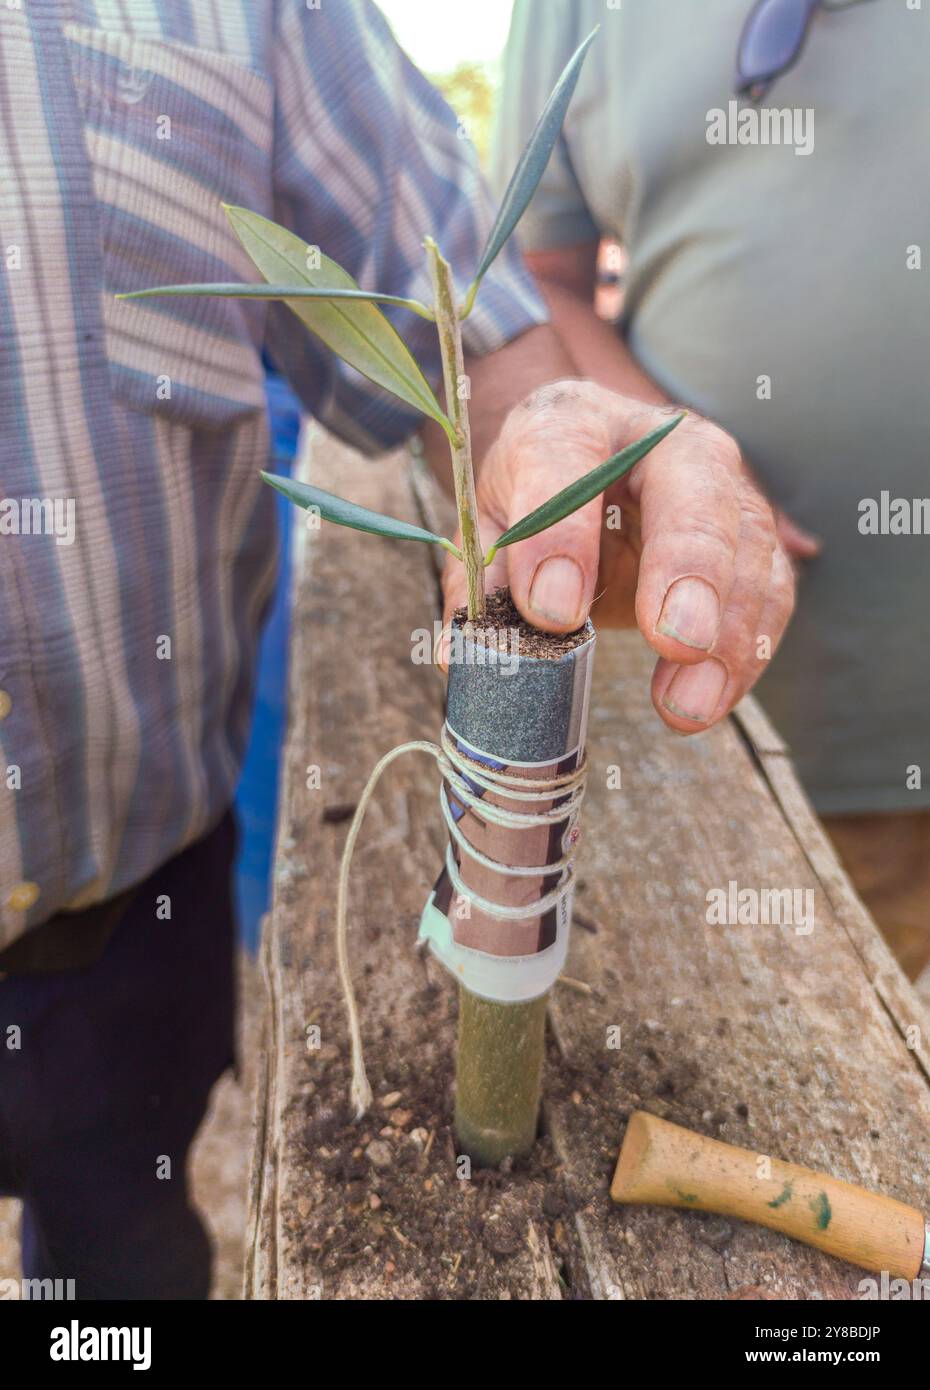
[120,27,683,623]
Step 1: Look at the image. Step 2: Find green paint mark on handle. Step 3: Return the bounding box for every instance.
[768,1181,794,1209]
[809,1191,832,1230]
[665,1179,700,1203]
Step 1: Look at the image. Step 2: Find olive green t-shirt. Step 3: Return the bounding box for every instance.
[492,0,930,814]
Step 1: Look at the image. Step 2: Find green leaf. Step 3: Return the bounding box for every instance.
[117,282,435,320]
[461,26,598,317]
[484,413,685,562]
[261,472,461,557]
[224,206,453,439]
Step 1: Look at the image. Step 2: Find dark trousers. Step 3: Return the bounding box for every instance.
[0,812,237,1300]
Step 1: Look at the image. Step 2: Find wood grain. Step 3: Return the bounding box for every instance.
[248,430,930,1300]
[245,427,562,1299]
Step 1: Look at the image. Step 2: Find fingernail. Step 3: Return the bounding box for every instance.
[656,577,720,651]
[529,556,585,628]
[662,658,728,725]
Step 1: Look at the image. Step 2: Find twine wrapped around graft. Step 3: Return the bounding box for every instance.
[336,725,588,1118]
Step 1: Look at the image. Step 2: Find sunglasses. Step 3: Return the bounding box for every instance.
[736,0,870,101]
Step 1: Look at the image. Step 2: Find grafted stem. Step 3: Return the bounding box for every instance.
[455,987,548,1166]
[425,237,485,622]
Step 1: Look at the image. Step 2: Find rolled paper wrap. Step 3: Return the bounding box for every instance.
[418,616,596,1003]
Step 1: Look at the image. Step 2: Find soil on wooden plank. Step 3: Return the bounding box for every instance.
[287,977,583,1299]
[285,952,761,1300]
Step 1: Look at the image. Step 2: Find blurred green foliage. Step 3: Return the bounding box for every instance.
[430,62,496,167]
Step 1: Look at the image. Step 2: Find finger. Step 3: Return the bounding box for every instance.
[775,507,822,560]
[494,392,612,632]
[629,415,746,667]
[652,542,795,732]
[661,476,779,717]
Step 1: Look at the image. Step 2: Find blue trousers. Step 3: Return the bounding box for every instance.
[0,813,237,1299]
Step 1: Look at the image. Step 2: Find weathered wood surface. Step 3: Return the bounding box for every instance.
[247,427,930,1300]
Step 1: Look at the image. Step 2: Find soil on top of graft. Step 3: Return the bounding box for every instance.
[452,586,590,660]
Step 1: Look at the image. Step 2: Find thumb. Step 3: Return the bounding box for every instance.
[506,496,601,632]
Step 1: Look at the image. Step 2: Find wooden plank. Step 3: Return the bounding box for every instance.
[248,427,563,1299]
[544,641,930,1300]
[733,696,930,1074]
[916,963,930,1011]
[411,448,930,1296]
[251,430,930,1300]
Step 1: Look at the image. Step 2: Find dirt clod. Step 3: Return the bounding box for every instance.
[697,1217,733,1251]
[482,1205,524,1258]
[542,1185,566,1219]
[365,1140,393,1170]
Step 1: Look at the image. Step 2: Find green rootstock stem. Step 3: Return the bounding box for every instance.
[455,986,548,1166]
[425,237,485,622]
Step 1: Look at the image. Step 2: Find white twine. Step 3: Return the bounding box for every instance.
[336,724,588,1118]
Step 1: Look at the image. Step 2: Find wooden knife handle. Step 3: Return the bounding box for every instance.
[611,1110,925,1279]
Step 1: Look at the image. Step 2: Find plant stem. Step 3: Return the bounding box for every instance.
[455,986,548,1166]
[425,237,485,622]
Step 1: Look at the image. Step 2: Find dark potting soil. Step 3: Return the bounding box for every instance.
[291,1013,740,1299]
[291,1014,586,1298]
[289,944,762,1297]
[291,911,747,1296]
[452,587,590,659]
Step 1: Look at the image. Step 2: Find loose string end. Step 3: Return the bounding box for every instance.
[350,1063,373,1121]
[335,740,443,1124]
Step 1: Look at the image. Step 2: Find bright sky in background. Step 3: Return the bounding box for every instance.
[377,0,515,72]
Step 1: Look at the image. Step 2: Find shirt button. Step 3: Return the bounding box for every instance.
[7,882,39,911]
[0,691,10,720]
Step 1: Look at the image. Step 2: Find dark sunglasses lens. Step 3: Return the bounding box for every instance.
[738,0,815,87]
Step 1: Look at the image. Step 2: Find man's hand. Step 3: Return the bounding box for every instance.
[442,381,802,735]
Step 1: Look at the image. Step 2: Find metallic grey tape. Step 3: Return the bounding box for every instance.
[417,618,597,1000]
[445,621,595,763]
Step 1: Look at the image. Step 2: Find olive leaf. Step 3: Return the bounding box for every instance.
[118,282,435,320]
[483,414,685,563]
[121,203,454,443]
[460,26,599,318]
[261,472,461,557]
[224,208,452,436]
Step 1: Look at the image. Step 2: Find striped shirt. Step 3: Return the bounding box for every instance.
[0,0,546,949]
